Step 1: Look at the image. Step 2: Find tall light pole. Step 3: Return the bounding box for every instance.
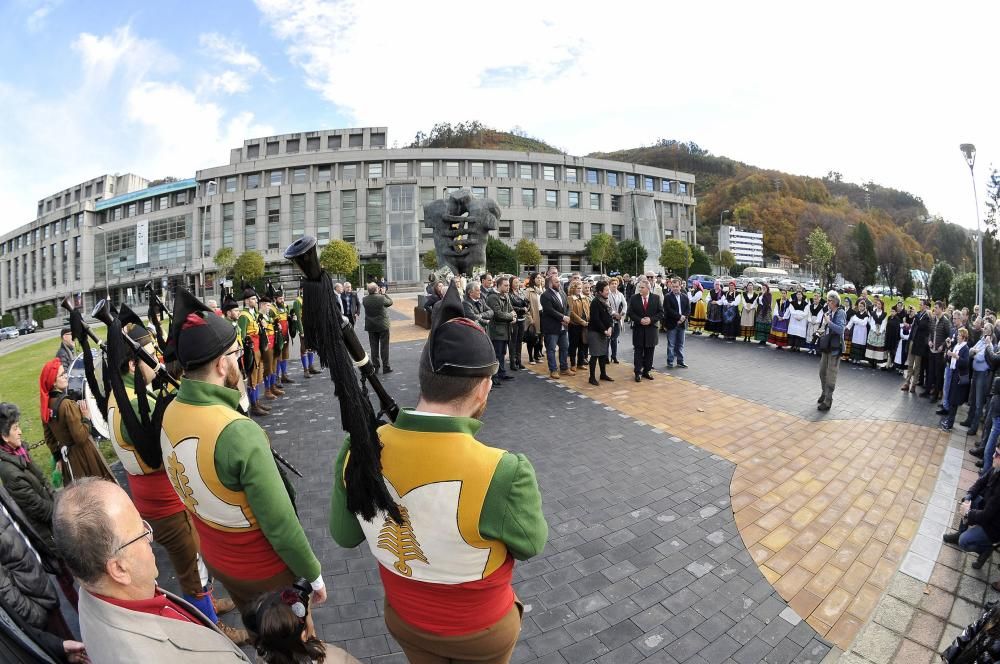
[959,144,984,314]
[719,210,731,271]
[94,226,110,302]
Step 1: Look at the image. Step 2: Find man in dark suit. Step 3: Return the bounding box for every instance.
[925,300,951,400]
[340,281,361,327]
[627,281,663,382]
[663,278,690,369]
[540,271,572,379]
[902,299,931,393]
[362,283,393,374]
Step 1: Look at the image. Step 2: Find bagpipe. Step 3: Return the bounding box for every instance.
[285,235,402,523]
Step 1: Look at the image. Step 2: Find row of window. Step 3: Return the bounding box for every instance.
[2,215,84,256]
[106,189,191,223]
[496,221,625,242]
[39,180,110,216]
[245,131,386,159]
[205,162,691,196]
[4,237,82,298]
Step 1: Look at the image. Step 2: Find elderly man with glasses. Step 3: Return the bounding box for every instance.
[53,477,251,663]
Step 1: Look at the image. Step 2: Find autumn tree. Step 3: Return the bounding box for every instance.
[213,247,236,278]
[876,232,908,294]
[718,250,736,272]
[949,272,977,310]
[659,239,692,275]
[421,249,439,271]
[514,238,542,269]
[585,233,619,274]
[614,240,647,275]
[805,227,835,288]
[232,250,265,284]
[320,240,360,277]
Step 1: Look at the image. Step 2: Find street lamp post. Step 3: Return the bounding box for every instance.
[719,210,731,272]
[94,226,110,302]
[959,144,984,315]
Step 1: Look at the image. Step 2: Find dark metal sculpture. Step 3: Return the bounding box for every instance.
[423,188,500,277]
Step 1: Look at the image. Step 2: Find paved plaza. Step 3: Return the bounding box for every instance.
[138,303,994,663]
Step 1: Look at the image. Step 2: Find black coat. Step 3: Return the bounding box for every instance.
[662,290,690,330]
[884,313,902,359]
[948,344,972,405]
[628,293,663,348]
[909,311,931,358]
[0,451,54,545]
[967,468,1000,542]
[589,297,614,334]
[539,288,570,336]
[0,484,58,630]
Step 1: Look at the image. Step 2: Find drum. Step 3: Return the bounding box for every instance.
[68,351,111,439]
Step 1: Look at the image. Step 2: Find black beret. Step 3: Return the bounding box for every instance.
[176,312,238,368]
[243,287,258,300]
[221,297,239,313]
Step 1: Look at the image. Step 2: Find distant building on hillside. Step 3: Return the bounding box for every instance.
[718,225,764,266]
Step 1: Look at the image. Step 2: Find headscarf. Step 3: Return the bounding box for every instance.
[39,358,62,424]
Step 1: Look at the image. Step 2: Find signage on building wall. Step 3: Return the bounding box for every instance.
[135,219,149,265]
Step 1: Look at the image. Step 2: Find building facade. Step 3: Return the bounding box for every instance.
[0,127,696,321]
[718,225,764,267]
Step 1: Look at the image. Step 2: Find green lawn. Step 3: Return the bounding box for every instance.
[0,331,117,481]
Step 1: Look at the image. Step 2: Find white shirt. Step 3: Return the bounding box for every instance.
[950,341,967,370]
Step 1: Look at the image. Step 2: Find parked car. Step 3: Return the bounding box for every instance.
[842,282,857,294]
[687,274,715,290]
[802,281,820,292]
[16,319,37,334]
[0,327,20,340]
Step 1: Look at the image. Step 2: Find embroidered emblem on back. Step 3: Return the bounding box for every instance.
[377,506,428,576]
[166,451,198,511]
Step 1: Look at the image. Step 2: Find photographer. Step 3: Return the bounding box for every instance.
[944,448,1000,570]
[362,283,393,374]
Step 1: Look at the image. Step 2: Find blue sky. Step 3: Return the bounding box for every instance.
[1,0,997,236]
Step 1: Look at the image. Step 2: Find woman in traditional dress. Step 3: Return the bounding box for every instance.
[738,283,757,342]
[39,358,115,484]
[883,302,902,371]
[689,282,707,335]
[705,282,724,338]
[893,306,912,375]
[755,283,772,345]
[787,288,810,352]
[842,296,854,360]
[767,290,791,349]
[845,300,870,364]
[865,298,889,367]
[806,292,825,355]
[721,281,741,341]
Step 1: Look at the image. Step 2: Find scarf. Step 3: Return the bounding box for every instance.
[39,358,62,424]
[0,442,29,463]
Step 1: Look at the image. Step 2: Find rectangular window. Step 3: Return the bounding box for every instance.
[546,221,560,239]
[266,141,279,156]
[342,164,357,179]
[586,169,598,184]
[679,182,688,194]
[607,172,619,187]
[521,189,535,207]
[569,222,582,240]
[471,186,486,199]
[661,180,671,193]
[644,176,654,192]
[176,190,188,204]
[522,220,537,239]
[419,187,435,206]
[85,184,92,197]
[611,224,624,241]
[316,192,331,243]
[141,200,151,214]
[307,136,320,151]
[496,187,511,207]
[366,189,383,241]
[269,170,283,187]
[43,225,50,240]
[445,161,459,177]
[590,193,601,210]
[317,165,331,181]
[207,181,217,196]
[128,203,137,217]
[568,191,580,209]
[498,220,512,238]
[328,135,341,149]
[419,162,434,177]
[495,163,509,178]
[61,239,68,284]
[570,256,582,272]
[393,162,408,177]
[247,144,260,159]
[244,200,257,250]
[340,189,358,242]
[545,190,558,207]
[470,162,485,178]
[290,194,305,239]
[591,223,603,237]
[611,195,622,212]
[348,133,363,147]
[626,174,636,189]
[225,176,237,193]
[222,203,234,248]
[55,196,61,208]
[543,165,555,181]
[388,186,413,212]
[368,163,383,178]
[293,168,308,184]
[159,195,170,209]
[246,173,260,189]
[267,197,280,248]
[566,167,578,183]
[286,138,299,153]
[519,164,532,179]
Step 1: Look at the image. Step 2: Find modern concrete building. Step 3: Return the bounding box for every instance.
[718,225,764,267]
[1,127,696,321]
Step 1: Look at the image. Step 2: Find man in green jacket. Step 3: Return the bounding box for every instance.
[362,283,393,374]
[486,276,516,386]
[330,282,547,663]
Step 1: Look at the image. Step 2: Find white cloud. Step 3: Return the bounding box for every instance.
[202,70,251,95]
[0,26,271,234]
[23,0,60,32]
[199,32,264,73]
[255,0,1000,230]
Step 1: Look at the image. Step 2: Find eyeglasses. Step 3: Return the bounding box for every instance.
[116,520,152,553]
[225,347,244,360]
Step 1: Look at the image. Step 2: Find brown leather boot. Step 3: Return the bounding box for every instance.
[212,596,236,616]
[281,374,295,384]
[263,390,277,401]
[250,404,270,416]
[308,367,322,375]
[270,384,285,396]
[257,401,272,411]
